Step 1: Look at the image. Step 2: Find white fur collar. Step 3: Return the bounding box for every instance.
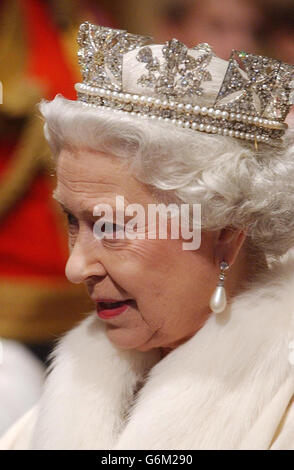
[30,255,294,450]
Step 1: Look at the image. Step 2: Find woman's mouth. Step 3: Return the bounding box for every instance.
[96,299,135,319]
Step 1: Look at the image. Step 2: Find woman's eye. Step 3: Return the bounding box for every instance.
[101,222,124,235]
[65,212,78,227]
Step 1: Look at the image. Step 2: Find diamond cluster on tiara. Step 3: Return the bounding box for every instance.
[77,22,151,91]
[136,40,212,100]
[215,51,294,120]
[75,22,294,146]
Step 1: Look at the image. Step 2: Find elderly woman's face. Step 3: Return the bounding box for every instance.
[55,147,219,352]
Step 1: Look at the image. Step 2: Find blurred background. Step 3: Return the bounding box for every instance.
[0,0,294,435]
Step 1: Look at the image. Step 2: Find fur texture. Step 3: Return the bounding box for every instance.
[21,255,294,449]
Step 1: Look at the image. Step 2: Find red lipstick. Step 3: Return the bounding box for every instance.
[95,299,133,319]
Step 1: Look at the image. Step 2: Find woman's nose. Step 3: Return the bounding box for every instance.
[65,237,107,284]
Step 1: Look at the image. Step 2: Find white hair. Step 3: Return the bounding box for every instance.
[39,47,294,260]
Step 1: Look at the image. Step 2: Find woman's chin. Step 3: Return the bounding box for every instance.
[106,325,155,351]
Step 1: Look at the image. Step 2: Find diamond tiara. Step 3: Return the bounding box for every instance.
[75,21,294,146]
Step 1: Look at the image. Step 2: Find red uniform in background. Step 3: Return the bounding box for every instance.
[0,0,116,342]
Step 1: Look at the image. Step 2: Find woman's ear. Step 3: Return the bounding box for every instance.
[214,227,248,267]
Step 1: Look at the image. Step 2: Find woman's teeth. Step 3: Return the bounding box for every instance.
[100,301,125,309]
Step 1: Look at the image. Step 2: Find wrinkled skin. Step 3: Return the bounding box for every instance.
[55,147,249,355]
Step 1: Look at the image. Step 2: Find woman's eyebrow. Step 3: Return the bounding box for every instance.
[52,189,63,204]
[52,191,70,213]
[52,190,133,220]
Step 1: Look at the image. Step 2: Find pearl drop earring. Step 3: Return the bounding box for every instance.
[209,261,230,314]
